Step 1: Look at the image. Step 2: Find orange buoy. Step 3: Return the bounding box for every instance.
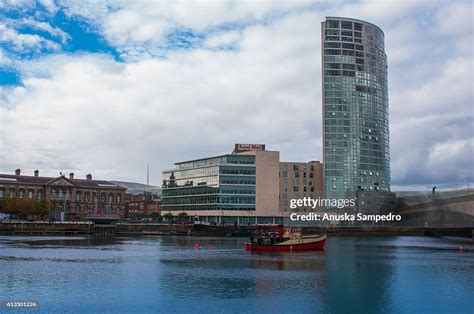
[194,243,200,250]
[458,246,464,253]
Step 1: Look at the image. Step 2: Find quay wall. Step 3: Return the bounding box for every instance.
[0,221,472,238]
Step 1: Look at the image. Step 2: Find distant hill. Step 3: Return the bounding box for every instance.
[110,181,160,190]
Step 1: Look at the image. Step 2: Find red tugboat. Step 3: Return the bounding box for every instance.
[245,224,327,251]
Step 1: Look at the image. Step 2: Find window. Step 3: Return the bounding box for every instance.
[325,29,339,35]
[325,63,341,69]
[117,194,122,203]
[28,190,33,199]
[18,189,24,198]
[341,30,352,36]
[76,191,81,201]
[109,194,114,204]
[85,192,90,202]
[0,189,4,198]
[293,186,299,192]
[101,193,106,203]
[341,21,352,29]
[326,20,339,28]
[37,190,43,200]
[324,42,341,48]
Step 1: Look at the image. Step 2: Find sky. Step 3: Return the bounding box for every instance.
[0,0,473,190]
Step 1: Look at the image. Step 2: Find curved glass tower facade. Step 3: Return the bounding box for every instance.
[322,17,390,193]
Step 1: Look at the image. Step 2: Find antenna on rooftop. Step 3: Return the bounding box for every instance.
[146,163,150,192]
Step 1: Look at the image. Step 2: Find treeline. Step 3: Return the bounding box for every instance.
[0,198,51,220]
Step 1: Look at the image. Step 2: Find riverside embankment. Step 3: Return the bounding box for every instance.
[0,221,472,238]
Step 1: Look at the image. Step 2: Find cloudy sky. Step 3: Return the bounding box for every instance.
[0,0,472,190]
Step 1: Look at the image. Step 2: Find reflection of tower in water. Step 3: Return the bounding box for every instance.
[322,237,393,313]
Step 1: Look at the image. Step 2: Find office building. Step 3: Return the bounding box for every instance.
[280,161,324,212]
[322,17,390,193]
[161,144,324,223]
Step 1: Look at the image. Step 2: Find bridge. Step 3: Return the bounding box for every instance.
[396,191,474,227]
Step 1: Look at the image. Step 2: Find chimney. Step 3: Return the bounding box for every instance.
[15,168,21,176]
[34,170,39,177]
[86,174,92,180]
[69,172,74,179]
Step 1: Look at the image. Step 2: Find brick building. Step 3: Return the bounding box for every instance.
[0,169,126,221]
[124,195,161,218]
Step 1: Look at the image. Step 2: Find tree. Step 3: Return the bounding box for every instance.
[163,212,174,223]
[0,198,6,213]
[35,200,51,220]
[17,199,37,219]
[178,211,188,223]
[2,198,19,217]
[150,212,161,222]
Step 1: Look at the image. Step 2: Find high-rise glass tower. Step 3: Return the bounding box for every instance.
[322,17,390,193]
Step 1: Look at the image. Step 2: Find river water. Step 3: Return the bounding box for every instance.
[0,235,472,313]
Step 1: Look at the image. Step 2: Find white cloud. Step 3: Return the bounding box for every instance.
[428,139,473,166]
[60,0,314,59]
[0,10,324,183]
[435,1,474,35]
[38,0,58,14]
[203,31,241,49]
[0,23,60,52]
[333,0,431,25]
[20,18,70,43]
[0,0,473,189]
[0,49,13,65]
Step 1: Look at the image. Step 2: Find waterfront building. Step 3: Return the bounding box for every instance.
[279,161,324,213]
[161,144,323,224]
[0,169,126,220]
[124,193,161,219]
[321,17,390,193]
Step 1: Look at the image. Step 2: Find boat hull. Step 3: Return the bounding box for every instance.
[245,235,326,252]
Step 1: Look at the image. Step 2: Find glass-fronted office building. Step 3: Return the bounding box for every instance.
[161,154,256,214]
[322,17,390,193]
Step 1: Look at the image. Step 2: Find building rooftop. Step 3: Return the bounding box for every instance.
[325,16,384,35]
[0,173,126,190]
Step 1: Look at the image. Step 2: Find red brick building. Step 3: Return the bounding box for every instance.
[124,194,161,218]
